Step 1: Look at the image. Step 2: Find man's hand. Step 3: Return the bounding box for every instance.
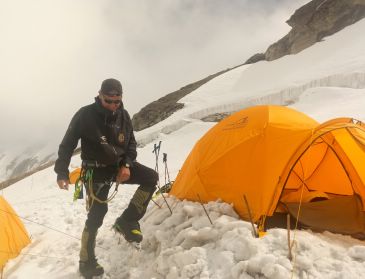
[116,166,130,183]
[57,179,69,190]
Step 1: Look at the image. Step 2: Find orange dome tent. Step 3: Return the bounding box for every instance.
[170,105,365,236]
[0,196,31,271]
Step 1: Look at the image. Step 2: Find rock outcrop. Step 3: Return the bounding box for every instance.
[244,53,266,64]
[132,0,365,131]
[132,68,235,131]
[265,0,365,61]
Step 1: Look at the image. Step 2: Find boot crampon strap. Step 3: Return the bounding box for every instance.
[113,217,143,243]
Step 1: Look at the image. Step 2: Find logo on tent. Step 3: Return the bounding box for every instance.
[223,116,248,131]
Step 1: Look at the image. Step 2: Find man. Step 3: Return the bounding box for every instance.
[54,78,158,278]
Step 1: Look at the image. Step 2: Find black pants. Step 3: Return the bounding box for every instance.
[85,162,158,233]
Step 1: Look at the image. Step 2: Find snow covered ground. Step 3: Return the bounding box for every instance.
[1,18,365,279]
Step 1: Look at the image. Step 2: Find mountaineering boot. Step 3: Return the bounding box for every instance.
[79,260,104,278]
[113,216,143,243]
[79,227,104,278]
[112,187,154,244]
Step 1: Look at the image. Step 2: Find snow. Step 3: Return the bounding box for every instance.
[0,141,56,183]
[2,18,365,279]
[136,19,365,148]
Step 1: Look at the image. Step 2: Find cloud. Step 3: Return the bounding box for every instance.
[0,0,308,153]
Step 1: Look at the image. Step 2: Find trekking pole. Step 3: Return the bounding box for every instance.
[163,153,167,186]
[243,195,258,238]
[150,196,162,208]
[159,188,173,215]
[287,214,293,261]
[152,142,172,215]
[163,153,171,187]
[197,194,213,225]
[153,141,162,174]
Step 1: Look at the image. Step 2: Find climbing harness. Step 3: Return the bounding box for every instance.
[73,161,119,211]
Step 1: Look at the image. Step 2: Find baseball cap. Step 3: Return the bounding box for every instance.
[99,78,123,96]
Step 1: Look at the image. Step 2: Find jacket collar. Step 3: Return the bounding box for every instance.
[94,96,123,122]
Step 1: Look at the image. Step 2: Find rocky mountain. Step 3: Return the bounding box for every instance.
[265,0,365,61]
[132,0,365,130]
[2,0,365,188]
[132,67,237,131]
[0,148,56,190]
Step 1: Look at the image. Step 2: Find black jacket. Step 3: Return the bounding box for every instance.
[54,97,137,181]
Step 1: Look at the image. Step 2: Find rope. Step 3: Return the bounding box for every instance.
[85,169,118,211]
[9,194,61,206]
[74,168,119,211]
[0,250,68,260]
[0,208,107,251]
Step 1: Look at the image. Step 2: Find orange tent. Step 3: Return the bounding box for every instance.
[170,105,365,236]
[0,196,31,270]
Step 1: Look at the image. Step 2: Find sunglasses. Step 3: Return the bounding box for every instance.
[103,96,122,105]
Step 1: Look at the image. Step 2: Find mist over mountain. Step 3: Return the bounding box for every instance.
[0,0,308,185]
[132,0,365,130]
[2,0,364,187]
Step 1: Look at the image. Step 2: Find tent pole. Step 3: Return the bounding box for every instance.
[243,195,258,238]
[287,214,293,260]
[151,198,162,209]
[197,194,213,225]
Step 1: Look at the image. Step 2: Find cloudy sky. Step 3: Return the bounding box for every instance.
[0,0,308,152]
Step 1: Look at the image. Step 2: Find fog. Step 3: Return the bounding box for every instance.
[0,0,308,152]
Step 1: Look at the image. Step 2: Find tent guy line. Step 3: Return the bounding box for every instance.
[0,208,108,250]
[0,250,66,261]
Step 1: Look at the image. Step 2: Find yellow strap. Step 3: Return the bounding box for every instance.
[256,215,267,237]
[131,229,142,235]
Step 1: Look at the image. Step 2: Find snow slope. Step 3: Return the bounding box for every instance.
[136,19,365,147]
[2,19,365,279]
